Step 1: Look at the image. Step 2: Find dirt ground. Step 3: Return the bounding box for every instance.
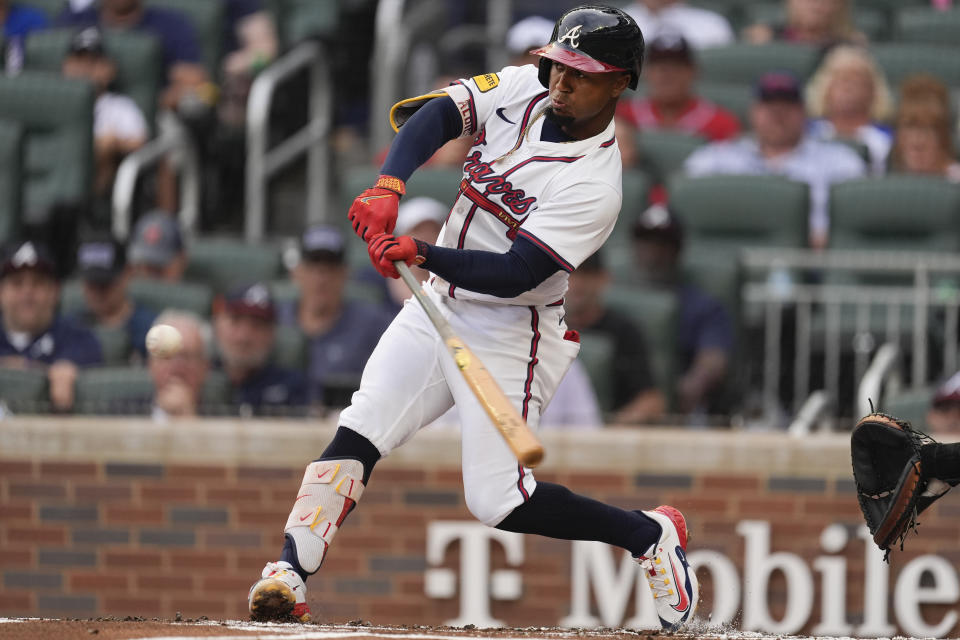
[0,619,699,640]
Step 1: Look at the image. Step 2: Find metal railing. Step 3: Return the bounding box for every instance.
[245,40,331,241]
[112,111,201,239]
[741,248,960,423]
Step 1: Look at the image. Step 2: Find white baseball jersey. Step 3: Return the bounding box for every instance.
[433,64,623,305]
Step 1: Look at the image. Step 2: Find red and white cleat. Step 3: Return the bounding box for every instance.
[248,561,311,622]
[635,505,698,630]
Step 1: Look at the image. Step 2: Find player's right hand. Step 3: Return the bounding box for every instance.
[346,175,406,242]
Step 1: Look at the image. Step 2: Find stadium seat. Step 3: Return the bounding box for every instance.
[0,72,94,221]
[340,166,462,215]
[695,81,752,128]
[576,330,616,413]
[604,285,678,404]
[273,324,307,371]
[184,237,283,293]
[743,3,889,41]
[604,169,651,279]
[129,278,213,317]
[0,368,48,413]
[895,7,960,47]
[881,386,934,430]
[24,28,162,130]
[278,0,340,47]
[635,130,707,186]
[872,43,960,90]
[59,279,85,317]
[92,325,132,366]
[73,367,231,415]
[829,176,960,253]
[0,119,24,246]
[145,0,224,76]
[696,43,819,85]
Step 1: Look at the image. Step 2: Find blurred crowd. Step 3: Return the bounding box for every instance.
[4,0,960,431]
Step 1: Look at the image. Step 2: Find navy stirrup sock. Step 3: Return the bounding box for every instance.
[281,427,381,581]
[496,481,662,557]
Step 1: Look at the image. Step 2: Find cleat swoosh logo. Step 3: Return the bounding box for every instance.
[668,549,691,613]
[360,194,392,205]
[299,512,312,522]
[496,108,515,124]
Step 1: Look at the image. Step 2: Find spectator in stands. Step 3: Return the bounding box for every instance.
[744,0,866,47]
[623,0,733,49]
[383,197,447,312]
[539,359,604,430]
[213,282,307,416]
[506,15,554,67]
[684,71,866,248]
[1,0,48,71]
[631,204,734,419]
[279,225,393,407]
[890,77,960,183]
[218,0,278,127]
[927,371,960,436]
[564,251,665,424]
[61,27,148,199]
[74,235,156,362]
[805,45,894,176]
[0,240,101,412]
[615,33,740,169]
[147,309,209,421]
[127,211,187,281]
[58,0,213,113]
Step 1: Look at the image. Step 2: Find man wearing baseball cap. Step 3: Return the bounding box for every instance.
[74,235,157,362]
[278,225,393,407]
[214,282,307,416]
[684,71,866,248]
[0,240,102,412]
[128,210,187,281]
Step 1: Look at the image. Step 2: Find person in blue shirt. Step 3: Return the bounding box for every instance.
[631,203,734,418]
[2,0,47,38]
[73,235,157,363]
[0,240,102,412]
[277,225,394,408]
[214,282,308,416]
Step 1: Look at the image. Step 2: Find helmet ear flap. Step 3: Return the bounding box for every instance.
[538,57,551,88]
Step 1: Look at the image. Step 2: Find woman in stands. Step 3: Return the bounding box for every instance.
[805,45,893,175]
[743,0,866,47]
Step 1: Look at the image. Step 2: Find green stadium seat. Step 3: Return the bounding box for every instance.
[184,237,283,293]
[576,330,616,413]
[0,119,24,246]
[273,324,306,371]
[872,43,960,90]
[742,4,889,41]
[895,7,960,46]
[604,285,678,404]
[881,386,934,430]
[686,0,746,32]
[145,0,224,76]
[24,28,162,130]
[604,169,651,279]
[59,279,85,317]
[278,0,339,47]
[91,325,132,366]
[73,367,231,415]
[0,368,48,413]
[696,81,752,128]
[129,278,213,317]
[17,0,66,19]
[696,43,819,85]
[0,72,94,220]
[636,130,707,185]
[829,176,960,252]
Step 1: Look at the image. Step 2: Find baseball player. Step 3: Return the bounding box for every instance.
[249,6,698,630]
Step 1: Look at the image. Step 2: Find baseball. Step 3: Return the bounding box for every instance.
[145,323,183,358]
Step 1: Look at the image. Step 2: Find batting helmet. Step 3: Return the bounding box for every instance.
[531,5,645,90]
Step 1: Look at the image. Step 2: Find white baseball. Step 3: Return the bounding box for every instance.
[145,324,183,358]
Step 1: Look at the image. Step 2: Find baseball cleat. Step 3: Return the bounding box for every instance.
[248,561,311,622]
[635,505,698,630]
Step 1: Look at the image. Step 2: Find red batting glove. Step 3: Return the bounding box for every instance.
[368,233,426,279]
[346,175,406,242]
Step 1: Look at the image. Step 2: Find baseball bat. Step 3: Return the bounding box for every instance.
[395,261,545,468]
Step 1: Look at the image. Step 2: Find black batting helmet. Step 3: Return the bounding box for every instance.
[531,5,645,90]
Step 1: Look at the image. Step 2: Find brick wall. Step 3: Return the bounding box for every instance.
[1,418,958,636]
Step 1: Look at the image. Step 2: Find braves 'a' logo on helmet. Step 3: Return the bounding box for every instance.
[558,24,583,48]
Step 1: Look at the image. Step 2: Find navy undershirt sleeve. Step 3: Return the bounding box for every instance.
[420,236,563,298]
[380,96,463,182]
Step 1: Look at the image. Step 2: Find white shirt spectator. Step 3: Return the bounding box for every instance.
[94,92,148,143]
[540,359,603,430]
[684,135,867,240]
[807,118,892,176]
[623,1,733,50]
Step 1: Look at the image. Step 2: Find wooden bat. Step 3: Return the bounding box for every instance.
[395,261,545,468]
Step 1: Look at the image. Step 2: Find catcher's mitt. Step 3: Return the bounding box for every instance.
[851,412,953,559]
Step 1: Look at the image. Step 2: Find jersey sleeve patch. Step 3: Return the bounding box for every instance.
[472,73,500,93]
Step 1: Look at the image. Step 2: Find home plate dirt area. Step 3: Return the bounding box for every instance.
[0,619,820,640]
